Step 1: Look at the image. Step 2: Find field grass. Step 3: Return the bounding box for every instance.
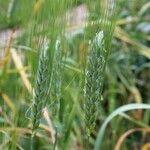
[0,0,150,150]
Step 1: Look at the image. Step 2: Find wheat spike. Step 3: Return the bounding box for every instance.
[84,31,106,136]
[32,44,49,131]
[50,39,63,115]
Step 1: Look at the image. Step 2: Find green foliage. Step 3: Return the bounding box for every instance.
[95,103,150,150]
[0,0,150,150]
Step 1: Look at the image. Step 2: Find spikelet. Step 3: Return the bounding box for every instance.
[32,43,49,131]
[84,31,106,136]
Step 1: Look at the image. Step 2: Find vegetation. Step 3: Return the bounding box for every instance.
[0,0,150,150]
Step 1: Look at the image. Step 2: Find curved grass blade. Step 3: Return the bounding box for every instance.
[94,103,150,150]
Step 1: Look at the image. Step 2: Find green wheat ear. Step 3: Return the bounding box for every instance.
[84,31,106,136]
[50,39,63,115]
[51,39,62,101]
[32,43,49,131]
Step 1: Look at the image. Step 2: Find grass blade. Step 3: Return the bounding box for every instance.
[94,103,150,150]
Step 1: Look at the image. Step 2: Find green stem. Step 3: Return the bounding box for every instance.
[31,131,36,150]
[53,127,57,150]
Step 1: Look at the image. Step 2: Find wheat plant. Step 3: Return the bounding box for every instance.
[84,0,117,141]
